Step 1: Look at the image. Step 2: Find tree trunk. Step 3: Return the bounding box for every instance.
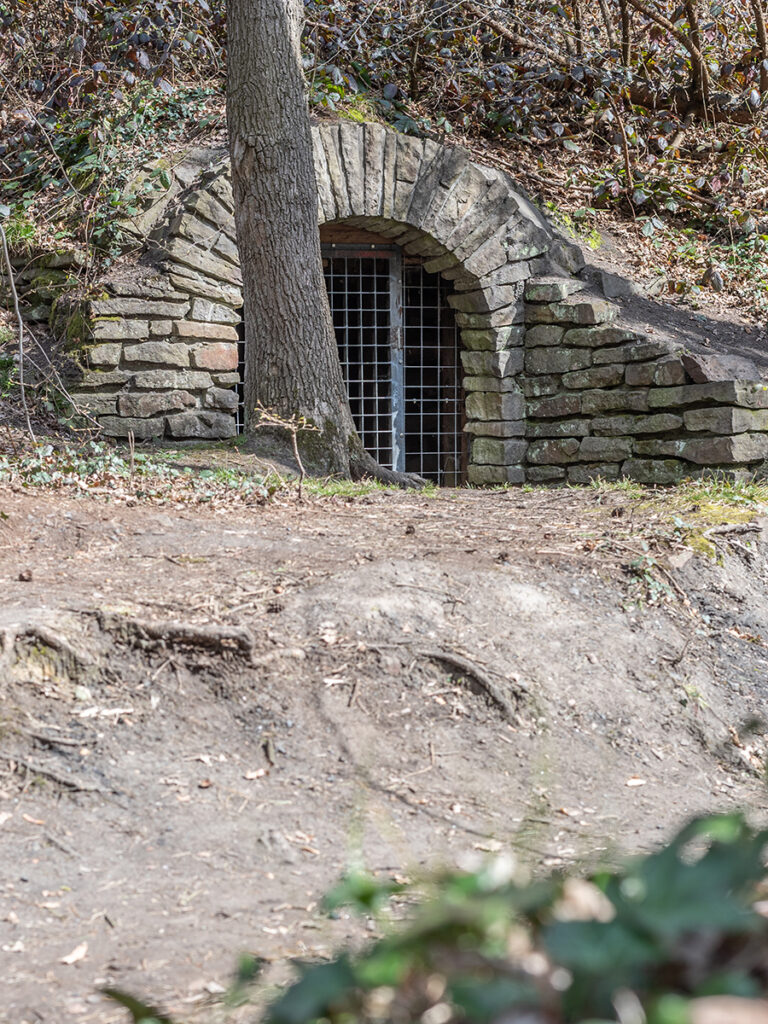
[226,0,419,485]
[750,0,768,95]
[618,0,632,66]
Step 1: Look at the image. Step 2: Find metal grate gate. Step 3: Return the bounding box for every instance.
[323,247,465,485]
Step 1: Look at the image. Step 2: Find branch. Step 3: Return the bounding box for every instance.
[0,222,35,441]
[460,1,567,66]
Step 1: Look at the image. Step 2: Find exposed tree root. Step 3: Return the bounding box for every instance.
[350,449,427,490]
[416,646,526,723]
[5,755,110,794]
[98,613,255,660]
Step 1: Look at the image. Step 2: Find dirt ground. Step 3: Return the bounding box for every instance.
[2,480,768,1024]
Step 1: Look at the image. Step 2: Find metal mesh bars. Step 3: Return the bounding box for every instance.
[402,263,465,486]
[321,247,465,485]
[323,252,395,469]
[235,308,246,433]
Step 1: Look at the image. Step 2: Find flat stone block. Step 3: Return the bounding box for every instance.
[150,320,174,336]
[562,364,625,390]
[73,393,118,416]
[190,298,241,325]
[92,297,189,318]
[684,406,768,434]
[462,261,531,291]
[624,362,657,387]
[464,420,526,437]
[632,439,684,458]
[213,372,240,385]
[166,410,237,440]
[118,390,196,418]
[81,369,131,388]
[524,277,584,303]
[184,192,236,236]
[190,343,238,371]
[579,436,633,461]
[526,393,581,418]
[173,321,239,341]
[460,326,524,351]
[562,325,642,348]
[592,340,672,365]
[456,302,525,329]
[682,352,761,383]
[448,284,521,314]
[621,458,687,484]
[568,462,621,484]
[521,375,560,398]
[525,297,617,326]
[525,348,591,375]
[461,350,521,376]
[124,341,190,367]
[525,325,566,347]
[107,278,187,300]
[100,416,165,439]
[89,344,121,367]
[466,391,525,421]
[472,437,528,464]
[462,229,512,279]
[677,432,768,465]
[525,465,566,482]
[592,413,683,436]
[168,270,242,307]
[648,381,768,410]
[526,438,581,464]
[654,358,687,386]
[527,419,590,438]
[92,319,150,341]
[204,386,238,412]
[468,464,525,486]
[463,371,523,393]
[581,389,649,414]
[164,239,242,286]
[133,369,212,390]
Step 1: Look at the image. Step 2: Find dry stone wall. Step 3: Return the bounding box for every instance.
[513,278,768,485]
[51,119,768,484]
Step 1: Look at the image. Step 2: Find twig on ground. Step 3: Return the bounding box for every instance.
[252,404,320,502]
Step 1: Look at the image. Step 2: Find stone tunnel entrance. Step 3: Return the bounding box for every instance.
[321,234,466,485]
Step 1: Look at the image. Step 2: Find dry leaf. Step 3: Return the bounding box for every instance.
[243,769,267,780]
[61,941,88,965]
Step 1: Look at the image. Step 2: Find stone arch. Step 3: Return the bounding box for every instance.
[307,122,561,482]
[77,122,561,482]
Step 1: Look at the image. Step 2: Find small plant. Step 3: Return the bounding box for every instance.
[252,404,320,502]
[626,550,674,605]
[0,353,17,398]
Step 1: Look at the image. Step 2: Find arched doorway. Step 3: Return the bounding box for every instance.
[321,227,467,485]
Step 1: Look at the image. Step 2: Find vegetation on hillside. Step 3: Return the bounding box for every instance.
[3,1,768,308]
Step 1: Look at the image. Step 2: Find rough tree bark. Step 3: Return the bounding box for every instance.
[226,0,420,485]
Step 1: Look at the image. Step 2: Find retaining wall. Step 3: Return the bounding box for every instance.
[37,119,768,484]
